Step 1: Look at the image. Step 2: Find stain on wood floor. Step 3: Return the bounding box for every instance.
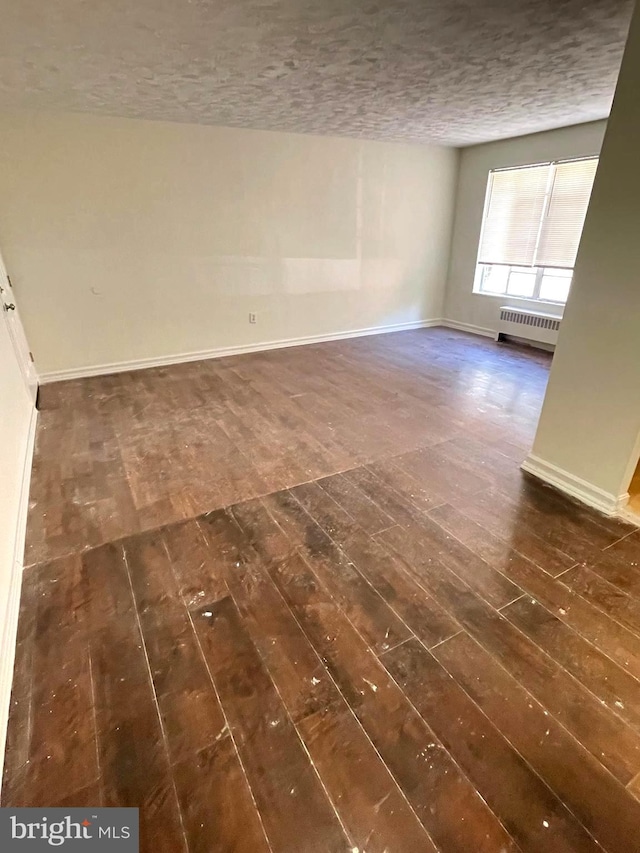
[4,328,640,852]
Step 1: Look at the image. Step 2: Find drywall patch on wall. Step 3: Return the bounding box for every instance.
[0,111,459,374]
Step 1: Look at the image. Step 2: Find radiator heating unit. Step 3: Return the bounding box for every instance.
[496,306,562,347]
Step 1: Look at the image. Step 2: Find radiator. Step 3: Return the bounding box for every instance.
[496,306,562,347]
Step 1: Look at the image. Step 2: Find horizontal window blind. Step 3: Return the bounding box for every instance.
[536,158,598,268]
[477,157,598,269]
[477,164,549,266]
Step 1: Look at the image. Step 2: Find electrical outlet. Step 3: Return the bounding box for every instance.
[249,312,257,324]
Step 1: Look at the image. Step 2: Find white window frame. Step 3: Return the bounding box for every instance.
[473,155,598,306]
[474,263,572,305]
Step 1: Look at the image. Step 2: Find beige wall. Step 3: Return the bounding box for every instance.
[0,111,459,376]
[527,4,640,506]
[444,120,607,334]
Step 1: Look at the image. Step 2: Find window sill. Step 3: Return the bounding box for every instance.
[472,291,565,312]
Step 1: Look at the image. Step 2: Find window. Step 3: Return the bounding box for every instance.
[474,157,598,304]
[474,265,573,304]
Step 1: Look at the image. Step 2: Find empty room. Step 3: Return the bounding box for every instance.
[3,0,640,851]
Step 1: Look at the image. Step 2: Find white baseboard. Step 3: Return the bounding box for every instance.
[0,403,37,782]
[39,318,443,383]
[521,453,630,518]
[440,319,495,338]
[617,507,640,527]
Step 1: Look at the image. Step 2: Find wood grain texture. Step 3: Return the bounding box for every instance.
[4,328,640,852]
[24,328,550,566]
[192,595,351,852]
[384,638,603,853]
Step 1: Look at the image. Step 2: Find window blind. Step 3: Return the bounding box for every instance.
[477,164,549,267]
[535,158,598,268]
[477,157,598,269]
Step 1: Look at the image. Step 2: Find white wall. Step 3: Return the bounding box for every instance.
[0,111,459,377]
[0,313,34,773]
[444,120,607,334]
[526,4,640,511]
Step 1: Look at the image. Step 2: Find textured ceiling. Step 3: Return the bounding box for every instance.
[0,0,634,146]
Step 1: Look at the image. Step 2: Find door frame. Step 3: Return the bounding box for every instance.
[0,250,38,405]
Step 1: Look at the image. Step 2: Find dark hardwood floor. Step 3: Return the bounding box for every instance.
[4,328,640,853]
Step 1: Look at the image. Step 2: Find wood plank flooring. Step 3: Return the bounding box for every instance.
[23,328,549,567]
[4,328,640,852]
